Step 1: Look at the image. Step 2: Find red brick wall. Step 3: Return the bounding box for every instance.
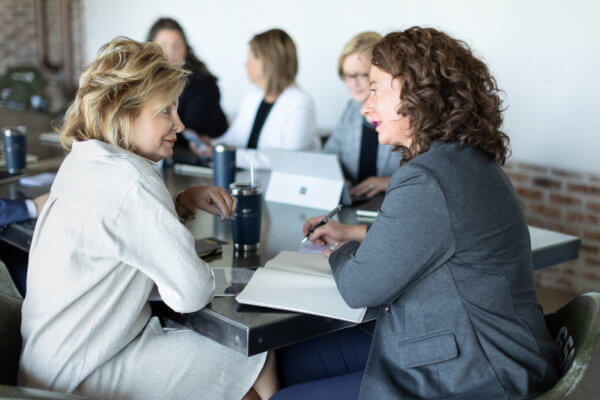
[505,161,600,293]
[0,0,38,74]
[0,0,84,110]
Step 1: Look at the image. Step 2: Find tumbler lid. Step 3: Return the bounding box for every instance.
[214,143,236,153]
[230,183,262,196]
[1,126,26,137]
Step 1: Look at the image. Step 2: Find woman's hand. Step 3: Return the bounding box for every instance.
[303,216,367,247]
[33,193,50,214]
[321,241,343,259]
[349,176,390,198]
[176,185,237,220]
[189,134,213,159]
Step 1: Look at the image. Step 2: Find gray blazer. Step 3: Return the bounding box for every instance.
[330,141,560,399]
[324,100,402,182]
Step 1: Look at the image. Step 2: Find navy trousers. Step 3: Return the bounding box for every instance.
[272,325,373,400]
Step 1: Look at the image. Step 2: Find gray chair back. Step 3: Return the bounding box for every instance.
[0,260,21,299]
[0,385,86,399]
[0,292,22,386]
[534,291,600,400]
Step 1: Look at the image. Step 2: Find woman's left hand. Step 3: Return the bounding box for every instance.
[321,241,343,259]
[176,185,237,220]
[349,176,391,198]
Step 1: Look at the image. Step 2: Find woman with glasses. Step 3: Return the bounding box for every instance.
[324,32,401,199]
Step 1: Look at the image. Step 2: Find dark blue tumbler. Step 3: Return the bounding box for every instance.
[1,126,27,174]
[230,183,262,251]
[213,143,236,189]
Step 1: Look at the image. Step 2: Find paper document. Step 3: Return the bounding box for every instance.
[236,251,366,322]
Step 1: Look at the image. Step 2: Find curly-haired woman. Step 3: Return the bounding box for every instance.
[18,37,276,400]
[275,27,560,399]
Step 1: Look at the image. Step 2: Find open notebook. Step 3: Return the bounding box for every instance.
[235,251,366,323]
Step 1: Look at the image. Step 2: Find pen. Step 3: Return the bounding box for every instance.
[302,204,343,243]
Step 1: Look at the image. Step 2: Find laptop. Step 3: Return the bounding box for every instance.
[241,149,345,211]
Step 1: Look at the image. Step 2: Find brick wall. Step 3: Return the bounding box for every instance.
[0,0,38,74]
[0,0,84,111]
[505,161,600,293]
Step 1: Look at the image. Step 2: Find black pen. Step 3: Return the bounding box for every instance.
[302,204,343,243]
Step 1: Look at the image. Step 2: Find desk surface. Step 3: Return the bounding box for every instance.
[0,162,581,356]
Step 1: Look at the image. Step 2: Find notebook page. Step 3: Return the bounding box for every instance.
[264,251,332,277]
[236,268,366,323]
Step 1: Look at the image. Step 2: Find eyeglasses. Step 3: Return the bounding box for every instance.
[342,73,369,82]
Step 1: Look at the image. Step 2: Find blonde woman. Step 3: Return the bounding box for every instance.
[324,32,402,198]
[213,28,317,152]
[18,38,276,400]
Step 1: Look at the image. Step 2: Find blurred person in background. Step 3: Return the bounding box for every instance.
[147,17,228,164]
[203,28,317,159]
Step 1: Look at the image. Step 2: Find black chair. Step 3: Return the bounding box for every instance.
[534,292,600,399]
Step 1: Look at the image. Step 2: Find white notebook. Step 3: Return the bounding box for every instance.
[235,251,366,323]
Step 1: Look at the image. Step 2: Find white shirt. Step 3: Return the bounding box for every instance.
[218,85,318,150]
[19,139,215,392]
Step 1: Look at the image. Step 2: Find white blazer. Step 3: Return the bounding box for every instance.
[218,85,318,150]
[19,140,267,399]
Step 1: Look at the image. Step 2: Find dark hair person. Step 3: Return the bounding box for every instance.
[147,17,228,163]
[273,27,560,399]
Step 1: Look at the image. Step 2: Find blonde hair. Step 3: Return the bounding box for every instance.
[60,37,189,151]
[337,31,382,78]
[249,29,297,97]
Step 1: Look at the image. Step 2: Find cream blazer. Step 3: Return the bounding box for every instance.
[218,85,318,150]
[19,139,216,393]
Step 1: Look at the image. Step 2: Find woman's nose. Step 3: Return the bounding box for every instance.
[173,112,185,132]
[361,99,373,117]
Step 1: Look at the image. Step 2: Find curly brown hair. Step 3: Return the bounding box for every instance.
[371,27,510,165]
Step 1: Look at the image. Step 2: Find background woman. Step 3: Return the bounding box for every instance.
[147,18,228,163]
[275,27,560,399]
[213,28,317,153]
[324,32,401,198]
[19,38,276,400]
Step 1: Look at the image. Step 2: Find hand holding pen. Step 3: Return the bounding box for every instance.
[301,205,343,244]
[302,204,368,253]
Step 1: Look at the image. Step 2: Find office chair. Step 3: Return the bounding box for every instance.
[0,260,21,299]
[534,291,600,400]
[0,290,85,399]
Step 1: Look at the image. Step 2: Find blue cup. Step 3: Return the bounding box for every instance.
[1,126,27,174]
[213,143,236,189]
[230,183,262,251]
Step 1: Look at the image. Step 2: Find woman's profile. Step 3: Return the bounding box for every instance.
[19,37,276,400]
